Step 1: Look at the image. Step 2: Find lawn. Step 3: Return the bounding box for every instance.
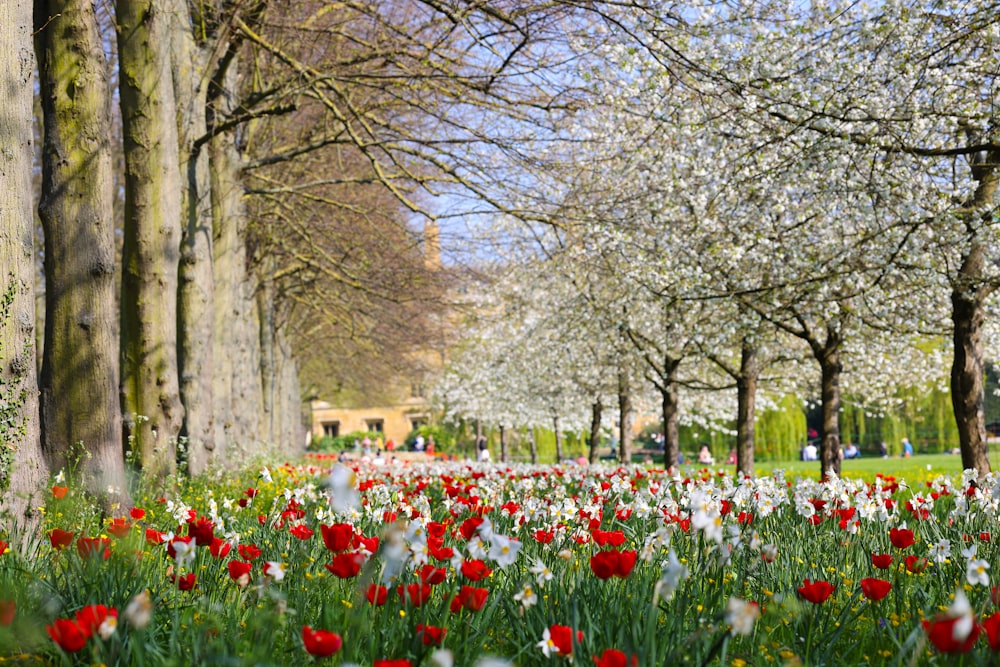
[751,451,1000,482]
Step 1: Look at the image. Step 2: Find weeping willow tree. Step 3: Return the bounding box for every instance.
[842,389,958,456]
[753,396,808,461]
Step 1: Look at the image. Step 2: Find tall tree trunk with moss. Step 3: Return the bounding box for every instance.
[117,0,184,482]
[169,0,216,475]
[0,1,49,542]
[35,0,130,506]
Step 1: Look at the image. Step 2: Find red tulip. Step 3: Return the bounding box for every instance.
[352,534,379,554]
[589,550,637,579]
[238,543,262,561]
[983,613,1000,652]
[145,529,165,545]
[165,535,193,560]
[209,538,231,559]
[76,536,110,560]
[429,542,454,561]
[905,555,928,573]
[320,523,353,553]
[797,578,834,604]
[923,617,980,654]
[325,552,365,579]
[871,553,892,569]
[416,623,447,646]
[450,585,489,612]
[418,564,447,585]
[459,516,485,540]
[289,524,314,541]
[364,584,388,606]
[889,527,915,550]
[0,600,14,626]
[860,578,892,601]
[591,529,626,547]
[373,661,412,667]
[51,485,68,499]
[593,648,638,667]
[397,583,432,607]
[172,573,197,590]
[75,605,117,639]
[186,516,215,546]
[301,625,342,657]
[49,529,74,551]
[106,518,131,538]
[460,559,492,581]
[228,560,253,584]
[46,618,87,652]
[548,624,584,656]
[129,507,146,521]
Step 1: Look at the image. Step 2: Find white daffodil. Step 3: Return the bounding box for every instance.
[930,538,951,563]
[967,558,990,587]
[725,597,760,636]
[264,561,285,582]
[488,534,521,568]
[529,558,554,584]
[537,628,556,658]
[513,582,538,608]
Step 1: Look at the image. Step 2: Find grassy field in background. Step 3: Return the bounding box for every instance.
[740,451,1000,482]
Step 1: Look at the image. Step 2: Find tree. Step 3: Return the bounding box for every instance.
[638,0,1000,474]
[35,0,130,506]
[116,0,185,482]
[0,0,49,539]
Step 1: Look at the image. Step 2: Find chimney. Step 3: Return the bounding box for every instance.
[423,220,441,270]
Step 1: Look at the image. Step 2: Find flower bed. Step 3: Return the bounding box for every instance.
[3,457,1000,665]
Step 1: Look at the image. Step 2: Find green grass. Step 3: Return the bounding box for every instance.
[740,451,1000,482]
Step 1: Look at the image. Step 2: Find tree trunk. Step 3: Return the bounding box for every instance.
[735,340,758,477]
[211,123,262,457]
[275,328,303,453]
[500,424,508,462]
[951,243,992,476]
[617,367,633,465]
[817,328,843,479]
[117,0,185,482]
[553,415,563,463]
[258,272,276,445]
[0,2,48,540]
[529,427,538,464]
[35,0,129,506]
[171,0,216,475]
[656,354,682,471]
[0,0,49,542]
[588,398,602,464]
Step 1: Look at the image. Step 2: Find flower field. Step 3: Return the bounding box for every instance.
[4,458,1000,665]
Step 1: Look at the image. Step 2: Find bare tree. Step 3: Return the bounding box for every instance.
[117,0,185,482]
[35,0,130,507]
[0,0,49,541]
